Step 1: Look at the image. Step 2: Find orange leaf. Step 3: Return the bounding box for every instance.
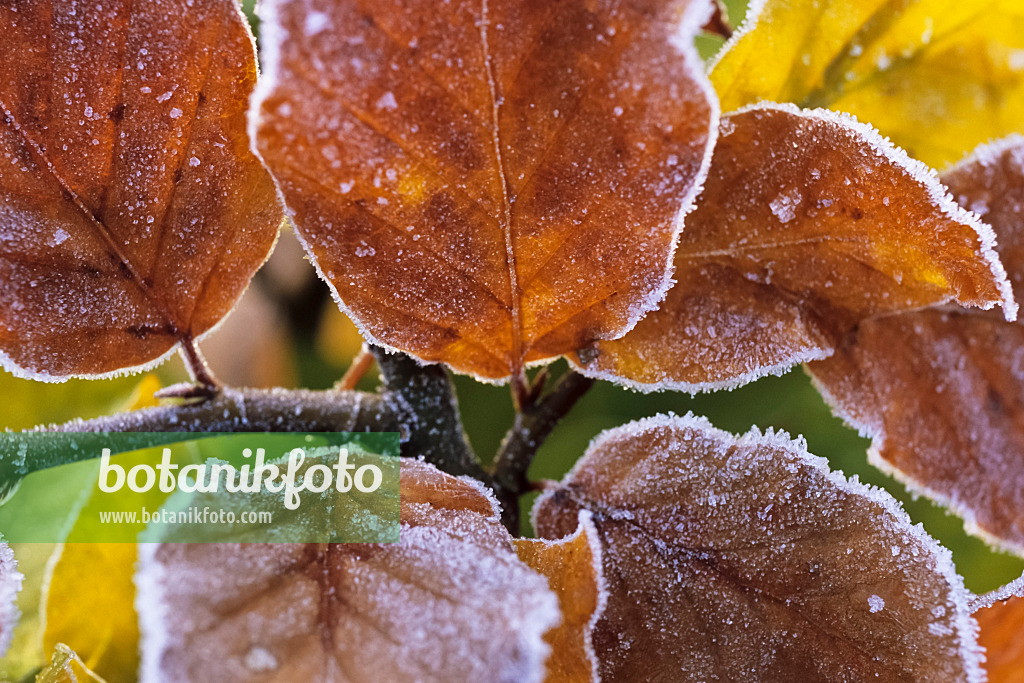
[975,573,1024,683]
[807,136,1024,553]
[0,0,283,380]
[533,414,984,681]
[252,0,718,380]
[135,459,560,682]
[570,104,1016,391]
[515,512,605,683]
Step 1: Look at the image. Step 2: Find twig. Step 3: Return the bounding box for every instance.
[179,336,220,396]
[3,388,398,489]
[511,368,532,412]
[336,345,376,390]
[369,346,486,481]
[491,370,595,532]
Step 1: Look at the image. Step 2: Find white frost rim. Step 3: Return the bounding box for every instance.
[247,0,723,384]
[538,412,986,683]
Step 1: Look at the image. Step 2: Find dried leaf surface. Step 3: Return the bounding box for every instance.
[711,0,1024,168]
[514,512,605,683]
[974,573,1024,683]
[572,104,1014,391]
[0,0,283,380]
[136,459,560,683]
[533,414,984,682]
[252,0,718,380]
[808,137,1024,552]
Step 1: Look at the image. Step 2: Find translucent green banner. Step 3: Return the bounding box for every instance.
[0,432,400,543]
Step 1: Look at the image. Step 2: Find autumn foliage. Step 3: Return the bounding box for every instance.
[2,0,1024,681]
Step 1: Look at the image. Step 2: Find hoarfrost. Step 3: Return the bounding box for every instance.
[303,10,329,36]
[0,0,283,380]
[374,91,398,111]
[572,103,1017,394]
[808,135,1024,553]
[534,413,984,682]
[248,0,719,382]
[136,460,559,683]
[0,543,21,657]
[769,187,801,223]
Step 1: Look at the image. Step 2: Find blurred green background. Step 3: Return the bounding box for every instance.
[1,0,1020,601]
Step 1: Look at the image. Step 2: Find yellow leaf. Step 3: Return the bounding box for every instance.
[41,545,138,682]
[120,374,162,412]
[514,515,605,683]
[711,0,1024,167]
[41,446,170,682]
[0,374,143,431]
[0,543,55,682]
[0,374,159,680]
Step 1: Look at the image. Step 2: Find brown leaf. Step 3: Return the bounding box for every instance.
[570,104,1016,391]
[136,459,560,682]
[514,512,605,683]
[807,136,1024,552]
[974,573,1024,683]
[533,414,984,682]
[0,542,21,658]
[252,0,718,380]
[0,0,282,380]
[945,135,1024,304]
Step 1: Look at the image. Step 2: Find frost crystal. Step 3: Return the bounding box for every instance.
[534,413,984,682]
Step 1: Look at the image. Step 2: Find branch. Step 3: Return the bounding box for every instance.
[491,370,595,531]
[0,388,398,491]
[370,346,486,480]
[6,347,547,535]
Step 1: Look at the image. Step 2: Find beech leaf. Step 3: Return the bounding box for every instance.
[514,512,605,683]
[0,0,283,380]
[973,572,1024,683]
[711,0,1024,168]
[135,459,561,682]
[252,0,718,381]
[807,136,1024,553]
[43,544,139,682]
[571,104,1015,392]
[533,414,984,682]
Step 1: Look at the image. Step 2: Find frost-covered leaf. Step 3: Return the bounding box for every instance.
[711,0,1024,168]
[945,136,1024,304]
[43,544,139,682]
[136,459,560,683]
[973,573,1024,683]
[808,136,1024,553]
[514,512,605,683]
[0,0,283,380]
[0,542,21,659]
[533,414,984,682]
[41,448,171,682]
[571,104,1015,392]
[0,544,52,681]
[252,0,718,381]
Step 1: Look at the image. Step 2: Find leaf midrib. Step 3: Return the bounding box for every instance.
[480,0,524,374]
[0,97,184,337]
